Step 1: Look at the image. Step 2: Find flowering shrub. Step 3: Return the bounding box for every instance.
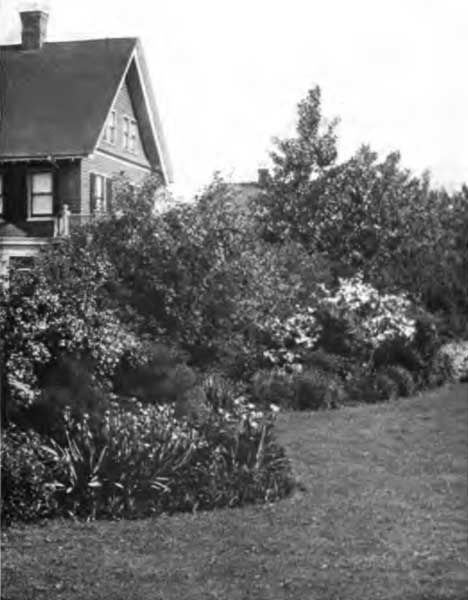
[0,254,141,420]
[436,341,468,382]
[322,274,416,350]
[256,275,419,378]
[260,306,322,370]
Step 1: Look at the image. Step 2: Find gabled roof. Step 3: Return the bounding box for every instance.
[0,37,173,183]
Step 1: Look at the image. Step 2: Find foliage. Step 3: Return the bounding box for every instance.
[251,370,295,410]
[292,368,345,410]
[260,306,322,370]
[255,87,468,336]
[0,246,140,419]
[381,365,416,397]
[1,426,63,524]
[436,341,468,382]
[2,394,293,523]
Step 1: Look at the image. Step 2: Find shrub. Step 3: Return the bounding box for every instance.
[2,395,294,523]
[435,341,468,382]
[293,368,344,410]
[251,370,295,410]
[383,365,416,397]
[427,351,457,387]
[12,356,109,442]
[113,342,196,405]
[344,371,380,405]
[374,371,400,402]
[1,426,63,524]
[303,349,354,378]
[260,306,322,371]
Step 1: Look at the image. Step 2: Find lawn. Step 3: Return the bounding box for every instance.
[2,384,467,600]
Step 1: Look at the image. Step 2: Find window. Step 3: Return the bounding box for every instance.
[129,120,137,153]
[0,174,3,217]
[106,110,116,144]
[91,174,106,212]
[123,116,130,150]
[10,256,35,272]
[30,172,53,217]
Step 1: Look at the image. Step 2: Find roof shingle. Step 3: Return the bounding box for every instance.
[0,38,136,159]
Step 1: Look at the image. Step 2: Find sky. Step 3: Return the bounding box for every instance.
[1,0,467,195]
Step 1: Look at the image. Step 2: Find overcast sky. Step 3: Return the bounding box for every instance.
[1,0,467,194]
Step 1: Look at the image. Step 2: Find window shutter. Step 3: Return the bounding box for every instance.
[90,173,96,213]
[106,178,113,213]
[1,171,8,220]
[53,169,60,215]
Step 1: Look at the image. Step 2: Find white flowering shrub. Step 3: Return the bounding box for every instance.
[261,306,322,370]
[435,341,468,382]
[257,275,418,376]
[322,274,417,350]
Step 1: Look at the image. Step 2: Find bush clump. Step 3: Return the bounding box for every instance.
[1,427,63,524]
[1,394,294,523]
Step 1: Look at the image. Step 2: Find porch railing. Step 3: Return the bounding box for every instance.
[53,205,107,238]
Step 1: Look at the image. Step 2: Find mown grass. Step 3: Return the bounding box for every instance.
[2,384,467,600]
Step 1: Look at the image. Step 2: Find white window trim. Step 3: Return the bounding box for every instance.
[27,170,54,222]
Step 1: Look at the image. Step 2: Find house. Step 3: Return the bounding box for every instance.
[0,8,172,277]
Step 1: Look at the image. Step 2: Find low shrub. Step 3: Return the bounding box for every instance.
[113,342,195,405]
[303,349,354,378]
[11,356,109,443]
[383,365,416,397]
[251,370,295,410]
[374,371,399,402]
[2,395,294,523]
[427,351,457,387]
[344,371,380,405]
[1,426,63,524]
[293,368,344,410]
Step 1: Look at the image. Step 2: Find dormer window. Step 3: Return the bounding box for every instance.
[105,110,116,144]
[30,172,53,217]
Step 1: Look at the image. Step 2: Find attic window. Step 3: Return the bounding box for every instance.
[129,120,137,153]
[106,110,116,144]
[30,172,53,217]
[123,116,130,150]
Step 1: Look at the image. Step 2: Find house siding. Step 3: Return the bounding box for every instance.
[81,153,151,214]
[98,76,151,167]
[57,161,81,214]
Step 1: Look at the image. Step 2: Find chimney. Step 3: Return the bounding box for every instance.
[20,10,49,50]
[258,168,270,188]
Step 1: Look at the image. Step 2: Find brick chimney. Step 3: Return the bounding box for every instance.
[258,168,270,188]
[20,10,49,50]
